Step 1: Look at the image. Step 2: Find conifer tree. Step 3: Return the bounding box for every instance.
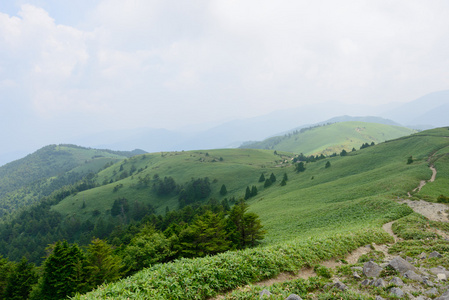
[244,186,251,200]
[4,257,37,300]
[283,173,288,182]
[220,184,228,196]
[258,173,265,182]
[264,178,272,188]
[325,161,331,168]
[296,162,306,173]
[269,173,276,182]
[251,185,258,197]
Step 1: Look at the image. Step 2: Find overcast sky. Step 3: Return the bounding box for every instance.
[1,1,449,156]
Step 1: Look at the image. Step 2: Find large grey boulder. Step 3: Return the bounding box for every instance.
[388,256,416,274]
[373,278,386,288]
[363,261,383,277]
[429,251,443,258]
[389,277,404,286]
[436,288,449,300]
[285,294,302,300]
[404,270,423,282]
[390,287,404,297]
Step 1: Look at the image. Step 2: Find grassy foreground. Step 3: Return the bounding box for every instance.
[74,228,393,300]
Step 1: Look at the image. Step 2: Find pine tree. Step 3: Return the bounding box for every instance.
[244,186,251,200]
[269,173,276,182]
[280,178,287,186]
[220,184,228,196]
[4,257,37,300]
[258,173,265,182]
[295,162,306,173]
[38,241,89,299]
[283,173,288,182]
[85,239,124,288]
[325,161,331,168]
[251,185,258,197]
[264,178,272,188]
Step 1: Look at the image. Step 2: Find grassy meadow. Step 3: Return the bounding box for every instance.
[73,127,449,299]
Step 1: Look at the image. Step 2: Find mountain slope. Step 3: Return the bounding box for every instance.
[241,121,415,155]
[0,144,144,216]
[77,127,449,299]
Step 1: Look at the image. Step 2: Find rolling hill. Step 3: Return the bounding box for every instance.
[74,127,449,299]
[0,144,145,217]
[241,121,416,156]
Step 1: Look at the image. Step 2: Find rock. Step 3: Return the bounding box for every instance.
[419,252,427,259]
[388,256,416,274]
[415,297,427,300]
[285,294,302,300]
[353,271,361,279]
[390,287,404,297]
[260,289,272,298]
[351,266,363,271]
[436,288,449,300]
[404,270,423,282]
[333,281,347,291]
[389,277,404,286]
[431,267,449,277]
[360,279,372,286]
[429,251,443,258]
[424,279,435,287]
[375,297,385,300]
[373,278,386,288]
[438,273,447,281]
[426,287,439,296]
[406,256,414,262]
[363,261,383,277]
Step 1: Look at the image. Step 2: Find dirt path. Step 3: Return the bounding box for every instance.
[211,164,444,299]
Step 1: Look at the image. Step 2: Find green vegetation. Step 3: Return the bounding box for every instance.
[1,127,449,299]
[240,121,415,156]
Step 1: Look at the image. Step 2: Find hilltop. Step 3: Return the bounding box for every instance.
[0,144,145,217]
[240,121,415,156]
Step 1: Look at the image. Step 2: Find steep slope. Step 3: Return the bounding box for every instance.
[241,121,415,155]
[0,144,144,216]
[77,127,449,299]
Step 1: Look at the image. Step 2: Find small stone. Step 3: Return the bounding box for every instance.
[389,277,404,286]
[360,279,372,286]
[285,294,302,300]
[404,270,423,282]
[438,273,447,281]
[429,251,443,258]
[424,279,435,287]
[334,281,347,291]
[351,266,363,271]
[260,289,272,298]
[390,287,404,297]
[353,271,361,279]
[426,287,439,296]
[363,261,383,277]
[419,252,427,259]
[375,297,385,300]
[373,278,386,288]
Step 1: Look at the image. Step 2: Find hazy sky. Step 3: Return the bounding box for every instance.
[1,1,449,154]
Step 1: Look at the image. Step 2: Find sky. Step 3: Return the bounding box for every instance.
[1,1,449,158]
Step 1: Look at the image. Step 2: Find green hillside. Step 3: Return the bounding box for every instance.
[75,128,449,299]
[0,144,144,217]
[241,121,416,155]
[51,149,295,220]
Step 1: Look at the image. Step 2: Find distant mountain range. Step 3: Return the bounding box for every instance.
[1,90,448,167]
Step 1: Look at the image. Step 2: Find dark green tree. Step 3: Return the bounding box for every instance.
[0,256,13,298]
[258,173,265,182]
[244,186,251,200]
[269,173,276,183]
[283,173,288,182]
[220,184,228,196]
[295,162,306,173]
[280,178,287,186]
[340,149,347,156]
[325,161,331,168]
[264,178,272,188]
[85,238,124,288]
[251,185,258,197]
[407,156,413,164]
[38,241,89,300]
[4,257,37,300]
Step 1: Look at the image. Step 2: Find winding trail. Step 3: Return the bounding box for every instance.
[210,163,444,299]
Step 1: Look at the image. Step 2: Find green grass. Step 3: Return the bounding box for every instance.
[242,121,416,156]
